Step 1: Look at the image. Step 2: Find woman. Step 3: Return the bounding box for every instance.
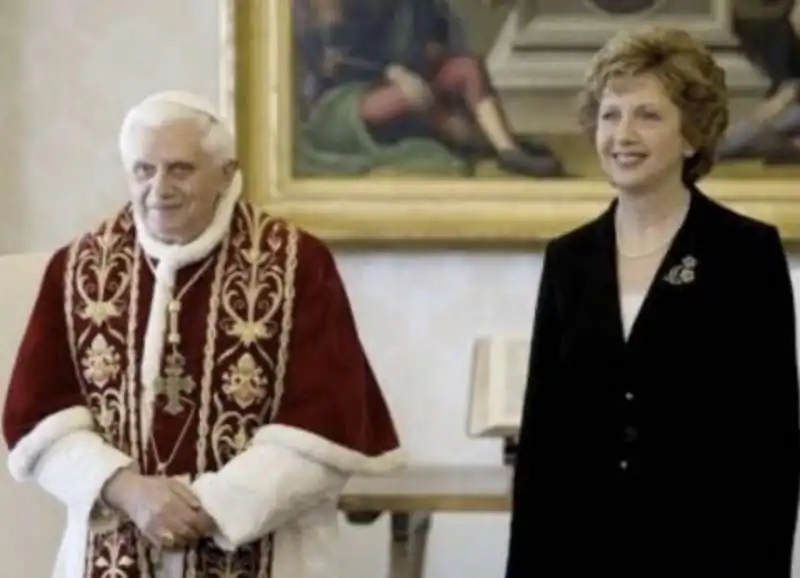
[504,26,800,577]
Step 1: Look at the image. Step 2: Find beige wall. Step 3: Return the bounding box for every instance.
[1,2,800,578]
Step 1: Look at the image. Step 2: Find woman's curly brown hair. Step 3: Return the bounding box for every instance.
[577,25,729,184]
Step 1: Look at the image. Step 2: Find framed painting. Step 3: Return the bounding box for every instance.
[218,0,800,245]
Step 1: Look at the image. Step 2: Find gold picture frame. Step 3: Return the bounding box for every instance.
[218,0,800,245]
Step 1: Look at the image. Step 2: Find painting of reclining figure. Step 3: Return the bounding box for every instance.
[290,0,800,181]
[291,0,569,178]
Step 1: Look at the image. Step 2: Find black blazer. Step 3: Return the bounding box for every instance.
[505,187,800,578]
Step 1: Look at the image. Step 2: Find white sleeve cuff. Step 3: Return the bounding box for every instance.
[253,424,406,475]
[32,429,134,515]
[7,405,94,481]
[192,441,347,551]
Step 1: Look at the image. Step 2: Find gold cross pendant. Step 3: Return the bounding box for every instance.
[153,350,196,415]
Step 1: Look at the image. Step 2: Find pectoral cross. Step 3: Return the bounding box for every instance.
[153,299,196,415]
[154,351,196,415]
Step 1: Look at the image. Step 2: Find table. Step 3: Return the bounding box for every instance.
[338,465,513,578]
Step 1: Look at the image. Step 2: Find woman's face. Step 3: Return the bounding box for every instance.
[595,73,691,194]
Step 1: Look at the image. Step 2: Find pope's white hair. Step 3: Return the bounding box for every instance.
[118,98,236,168]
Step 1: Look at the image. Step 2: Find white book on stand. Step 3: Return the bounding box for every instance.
[466,335,531,439]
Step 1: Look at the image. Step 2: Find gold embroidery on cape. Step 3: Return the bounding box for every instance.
[64,209,148,578]
[272,223,298,421]
[218,208,287,361]
[187,203,297,578]
[126,246,143,465]
[195,233,231,475]
[211,208,298,466]
[82,334,121,387]
[65,210,135,449]
[222,352,268,410]
[81,334,123,432]
[126,248,149,578]
[73,217,135,347]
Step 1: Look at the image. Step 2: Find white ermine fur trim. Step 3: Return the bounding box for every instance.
[7,405,94,481]
[253,424,407,475]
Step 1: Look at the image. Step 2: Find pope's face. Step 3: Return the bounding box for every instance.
[124,119,235,244]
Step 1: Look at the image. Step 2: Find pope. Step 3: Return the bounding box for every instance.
[1,90,405,578]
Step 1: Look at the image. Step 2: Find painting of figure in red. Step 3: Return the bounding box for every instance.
[291,0,568,178]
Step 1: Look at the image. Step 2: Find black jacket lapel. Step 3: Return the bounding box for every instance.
[587,201,627,348]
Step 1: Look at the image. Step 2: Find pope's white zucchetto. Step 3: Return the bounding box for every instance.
[118,89,236,165]
[123,89,232,130]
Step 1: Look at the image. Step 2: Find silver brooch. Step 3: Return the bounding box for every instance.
[664,255,697,286]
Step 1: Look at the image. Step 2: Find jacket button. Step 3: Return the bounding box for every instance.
[624,426,638,442]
